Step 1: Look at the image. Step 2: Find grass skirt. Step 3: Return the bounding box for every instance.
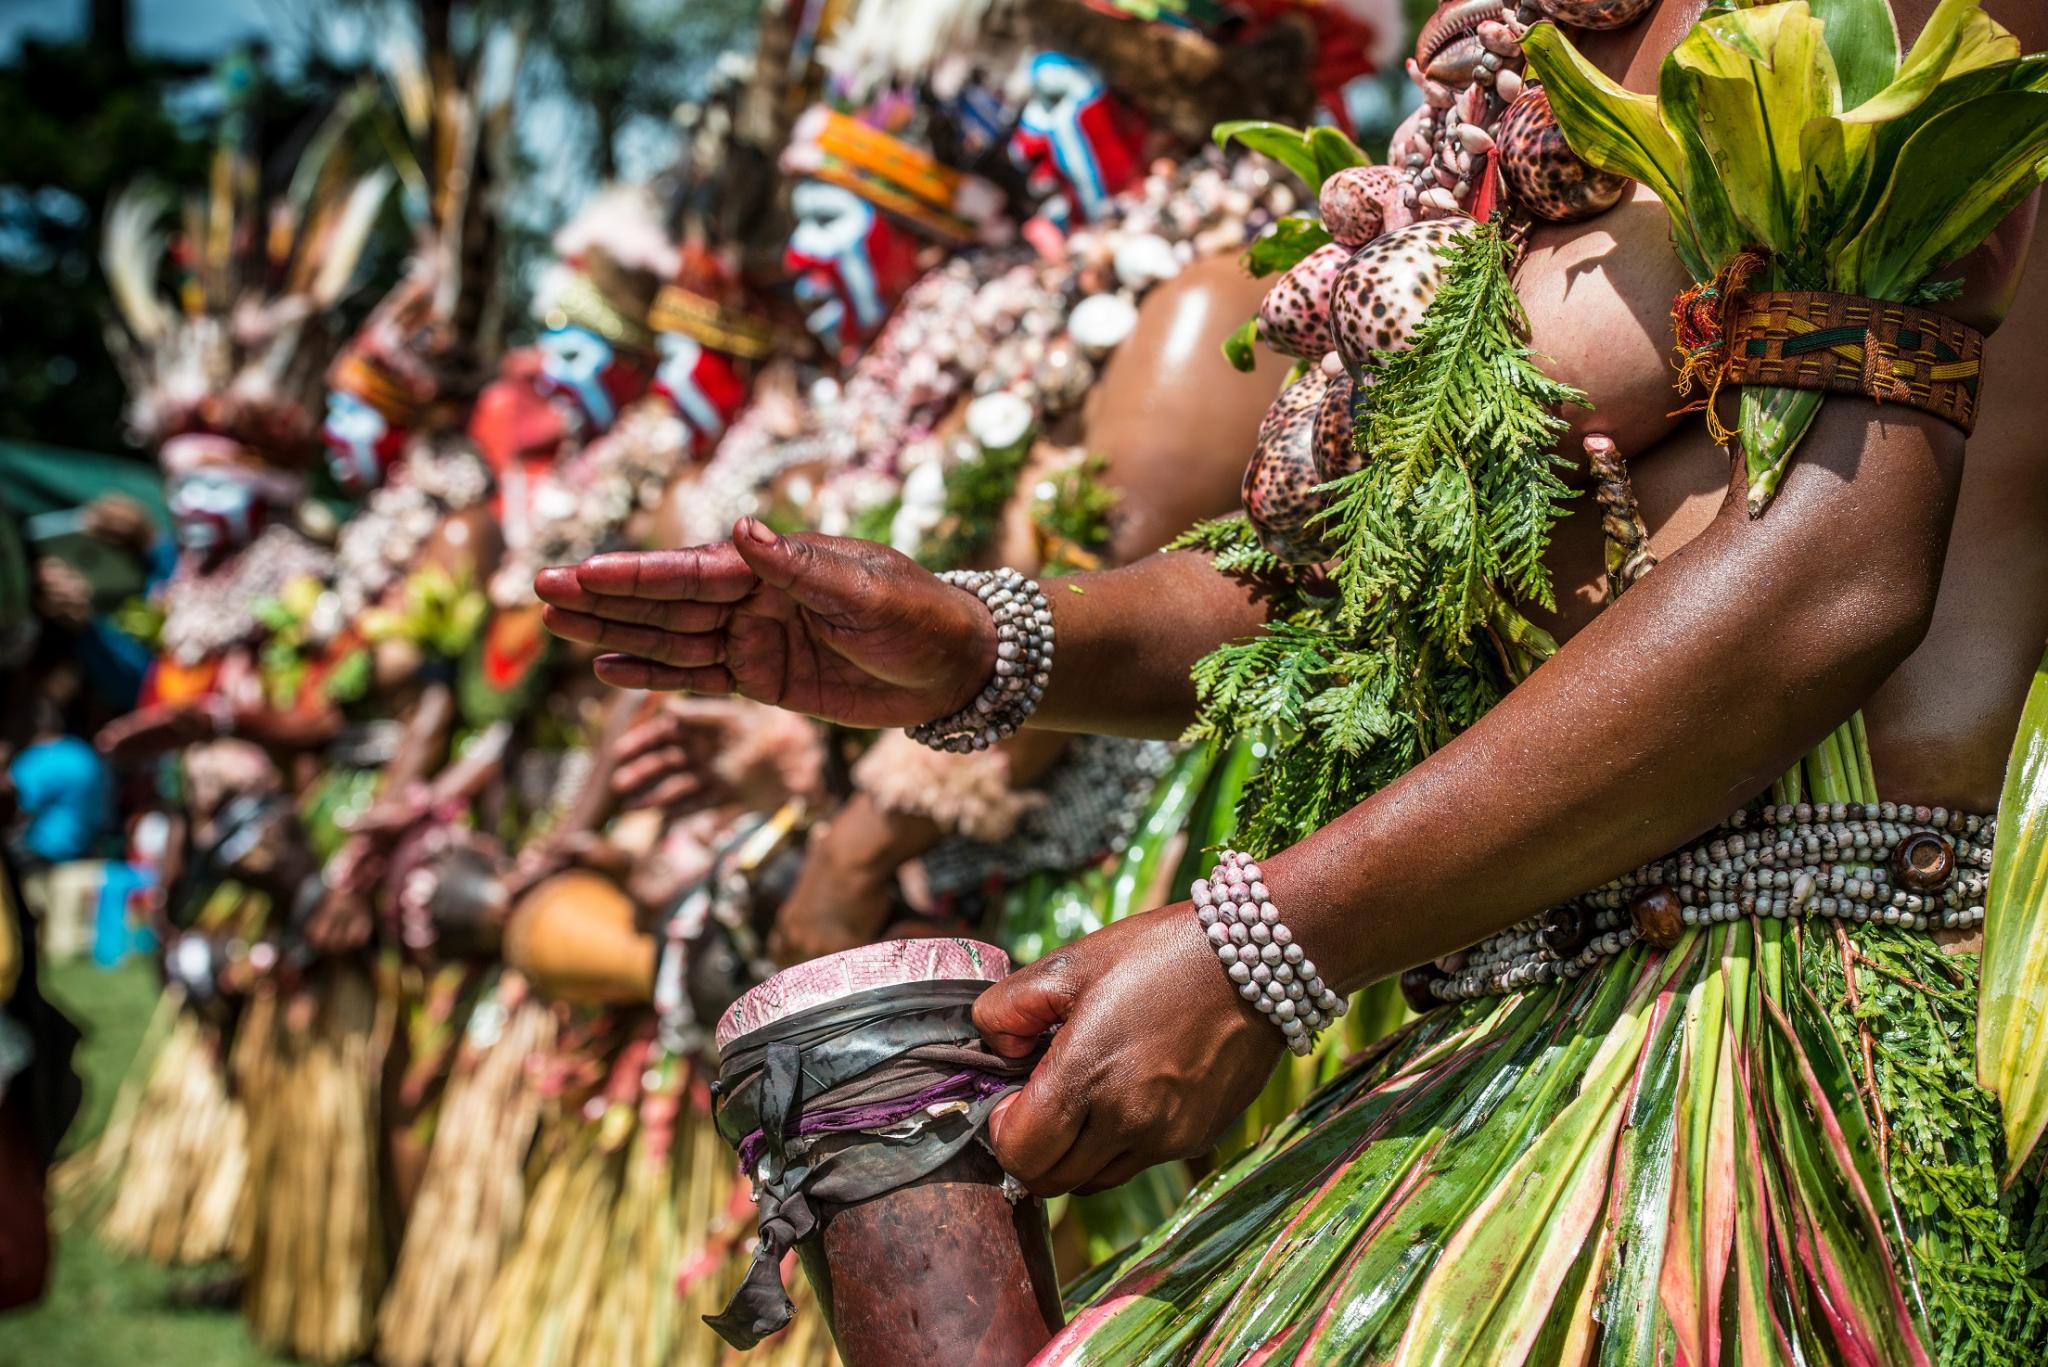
[378,981,555,1367]
[466,1017,839,1366]
[1046,919,2048,1365]
[237,959,391,1362]
[50,985,249,1266]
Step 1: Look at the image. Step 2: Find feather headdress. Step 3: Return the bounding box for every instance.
[103,83,396,466]
[328,22,522,427]
[530,184,672,357]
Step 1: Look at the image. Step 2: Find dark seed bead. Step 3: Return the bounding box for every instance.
[1891,830,1956,892]
[1540,905,1590,958]
[1630,884,1686,949]
[1400,965,1446,1013]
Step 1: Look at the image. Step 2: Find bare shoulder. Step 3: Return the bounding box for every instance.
[418,503,505,582]
[1078,253,1292,560]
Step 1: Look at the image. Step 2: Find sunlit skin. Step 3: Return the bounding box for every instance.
[537,0,2048,1195]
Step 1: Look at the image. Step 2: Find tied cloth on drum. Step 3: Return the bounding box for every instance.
[706,980,1034,1349]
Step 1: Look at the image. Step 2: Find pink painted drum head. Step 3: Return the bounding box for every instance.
[715,938,1011,1052]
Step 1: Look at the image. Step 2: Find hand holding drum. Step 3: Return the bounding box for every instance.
[709,939,1063,1366]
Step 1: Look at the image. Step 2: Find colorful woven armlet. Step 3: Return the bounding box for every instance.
[1723,290,1985,434]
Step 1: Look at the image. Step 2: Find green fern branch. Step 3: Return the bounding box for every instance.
[1181,221,1589,853]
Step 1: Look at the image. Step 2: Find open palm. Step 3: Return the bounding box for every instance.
[535,519,994,730]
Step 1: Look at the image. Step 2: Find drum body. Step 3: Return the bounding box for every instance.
[711,939,1061,1366]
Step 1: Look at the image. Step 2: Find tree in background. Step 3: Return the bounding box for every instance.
[0,0,768,458]
[0,5,381,456]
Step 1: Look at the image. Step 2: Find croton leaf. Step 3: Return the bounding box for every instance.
[1242,215,1333,277]
[1213,119,1352,192]
[1841,0,2017,125]
[1222,315,1261,373]
[1979,646,2048,1183]
[1307,126,1371,185]
[1522,24,1706,275]
[1806,0,1901,109]
[1837,89,2048,297]
[1666,3,1840,254]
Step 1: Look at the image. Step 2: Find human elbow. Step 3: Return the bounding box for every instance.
[1796,541,1942,695]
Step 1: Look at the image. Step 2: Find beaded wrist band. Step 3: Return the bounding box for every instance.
[907,568,1054,754]
[1194,850,1347,1056]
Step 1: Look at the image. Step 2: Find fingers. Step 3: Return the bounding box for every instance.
[611,743,685,794]
[1030,1114,1129,1197]
[571,545,759,602]
[973,956,1079,1059]
[729,520,876,620]
[540,607,726,667]
[537,580,733,633]
[1075,1152,1149,1196]
[616,763,704,813]
[985,1048,1087,1190]
[591,655,734,693]
[532,566,598,611]
[613,719,672,769]
[641,772,706,811]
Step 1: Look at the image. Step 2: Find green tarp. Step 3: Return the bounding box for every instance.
[0,441,170,535]
[0,441,170,612]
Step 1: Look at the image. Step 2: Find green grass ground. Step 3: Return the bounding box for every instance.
[0,958,287,1367]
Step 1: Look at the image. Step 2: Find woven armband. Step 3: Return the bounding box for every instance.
[1723,290,1985,434]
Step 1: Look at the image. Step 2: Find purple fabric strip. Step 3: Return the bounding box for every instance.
[737,1069,1015,1174]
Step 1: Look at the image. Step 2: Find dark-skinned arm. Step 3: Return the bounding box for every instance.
[531,177,1699,740]
[969,394,1971,1197]
[97,696,345,765]
[374,683,455,803]
[969,182,2040,1194]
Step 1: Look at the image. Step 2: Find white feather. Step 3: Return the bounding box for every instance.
[309,167,400,306]
[822,0,1010,99]
[101,187,173,344]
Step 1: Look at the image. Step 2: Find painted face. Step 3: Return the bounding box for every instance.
[1012,53,1146,224]
[784,180,921,357]
[535,324,648,436]
[653,334,749,459]
[322,390,408,495]
[468,346,574,558]
[168,466,267,562]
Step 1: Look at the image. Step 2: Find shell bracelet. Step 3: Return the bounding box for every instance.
[1196,850,1347,1056]
[908,567,1053,753]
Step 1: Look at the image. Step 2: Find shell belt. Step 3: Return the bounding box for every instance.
[1413,801,1993,1007]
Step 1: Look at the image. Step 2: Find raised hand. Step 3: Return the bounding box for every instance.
[534,518,997,730]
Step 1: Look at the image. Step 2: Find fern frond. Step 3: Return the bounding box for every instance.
[1183,220,1588,855]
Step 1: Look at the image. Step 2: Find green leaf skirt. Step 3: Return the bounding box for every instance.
[1047,913,2048,1364]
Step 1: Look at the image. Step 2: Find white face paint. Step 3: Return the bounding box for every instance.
[323,390,392,493]
[787,180,889,347]
[537,323,620,430]
[1024,53,1100,129]
[655,333,727,442]
[1017,53,1119,221]
[789,180,876,260]
[168,468,261,554]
